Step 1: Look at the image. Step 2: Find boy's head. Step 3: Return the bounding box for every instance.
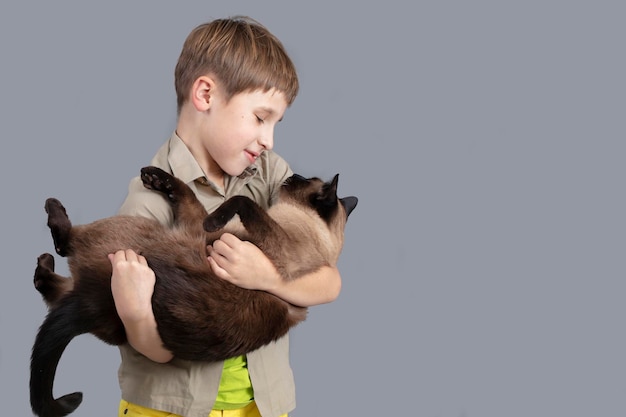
[175,16,299,114]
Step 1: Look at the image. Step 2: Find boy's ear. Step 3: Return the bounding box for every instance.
[190,76,215,111]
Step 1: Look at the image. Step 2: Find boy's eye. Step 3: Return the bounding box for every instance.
[256,115,264,124]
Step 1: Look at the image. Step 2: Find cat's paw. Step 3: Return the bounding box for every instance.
[34,253,74,306]
[34,253,55,293]
[35,252,55,274]
[203,214,228,232]
[44,200,72,257]
[44,198,66,216]
[141,166,177,200]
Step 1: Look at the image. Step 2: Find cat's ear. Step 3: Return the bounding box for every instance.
[312,174,339,221]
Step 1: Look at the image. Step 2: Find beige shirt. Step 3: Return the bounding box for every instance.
[117,133,295,417]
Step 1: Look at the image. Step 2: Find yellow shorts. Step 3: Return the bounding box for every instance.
[118,399,287,417]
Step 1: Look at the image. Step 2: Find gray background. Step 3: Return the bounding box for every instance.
[1,1,625,416]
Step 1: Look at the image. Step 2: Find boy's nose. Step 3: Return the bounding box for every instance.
[258,131,274,150]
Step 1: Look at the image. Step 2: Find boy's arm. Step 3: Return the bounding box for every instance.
[109,249,175,363]
[207,233,342,306]
[271,265,341,306]
[111,176,176,362]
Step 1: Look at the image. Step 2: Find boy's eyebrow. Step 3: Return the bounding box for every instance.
[258,106,284,122]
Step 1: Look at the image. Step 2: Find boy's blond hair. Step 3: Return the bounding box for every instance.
[175,16,299,113]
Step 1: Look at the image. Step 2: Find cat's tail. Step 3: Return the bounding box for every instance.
[30,294,90,417]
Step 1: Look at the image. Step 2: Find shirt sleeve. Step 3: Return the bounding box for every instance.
[117,176,174,226]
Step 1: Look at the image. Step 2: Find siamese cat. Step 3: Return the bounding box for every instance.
[30,166,357,417]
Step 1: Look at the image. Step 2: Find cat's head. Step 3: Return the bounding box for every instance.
[281,173,358,228]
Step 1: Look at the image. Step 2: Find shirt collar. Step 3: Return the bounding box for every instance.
[166,132,205,184]
[237,165,258,179]
[166,132,259,190]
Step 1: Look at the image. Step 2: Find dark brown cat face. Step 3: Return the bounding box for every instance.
[281,173,358,226]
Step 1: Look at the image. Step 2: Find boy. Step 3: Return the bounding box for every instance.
[108,16,342,417]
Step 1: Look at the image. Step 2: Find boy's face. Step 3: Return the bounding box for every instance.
[202,88,288,177]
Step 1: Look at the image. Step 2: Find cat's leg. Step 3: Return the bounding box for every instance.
[140,166,208,234]
[34,253,74,308]
[45,198,73,257]
[204,197,289,278]
[204,196,282,238]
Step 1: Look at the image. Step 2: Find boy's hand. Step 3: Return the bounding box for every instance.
[207,233,281,291]
[109,249,156,323]
[109,249,173,363]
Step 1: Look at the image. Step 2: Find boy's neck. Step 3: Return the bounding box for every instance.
[175,127,225,190]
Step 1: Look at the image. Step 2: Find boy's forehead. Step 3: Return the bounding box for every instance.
[245,88,289,113]
[250,87,287,101]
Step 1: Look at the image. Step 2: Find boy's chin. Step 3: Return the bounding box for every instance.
[225,164,255,179]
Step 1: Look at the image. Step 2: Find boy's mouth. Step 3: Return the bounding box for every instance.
[244,150,259,164]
